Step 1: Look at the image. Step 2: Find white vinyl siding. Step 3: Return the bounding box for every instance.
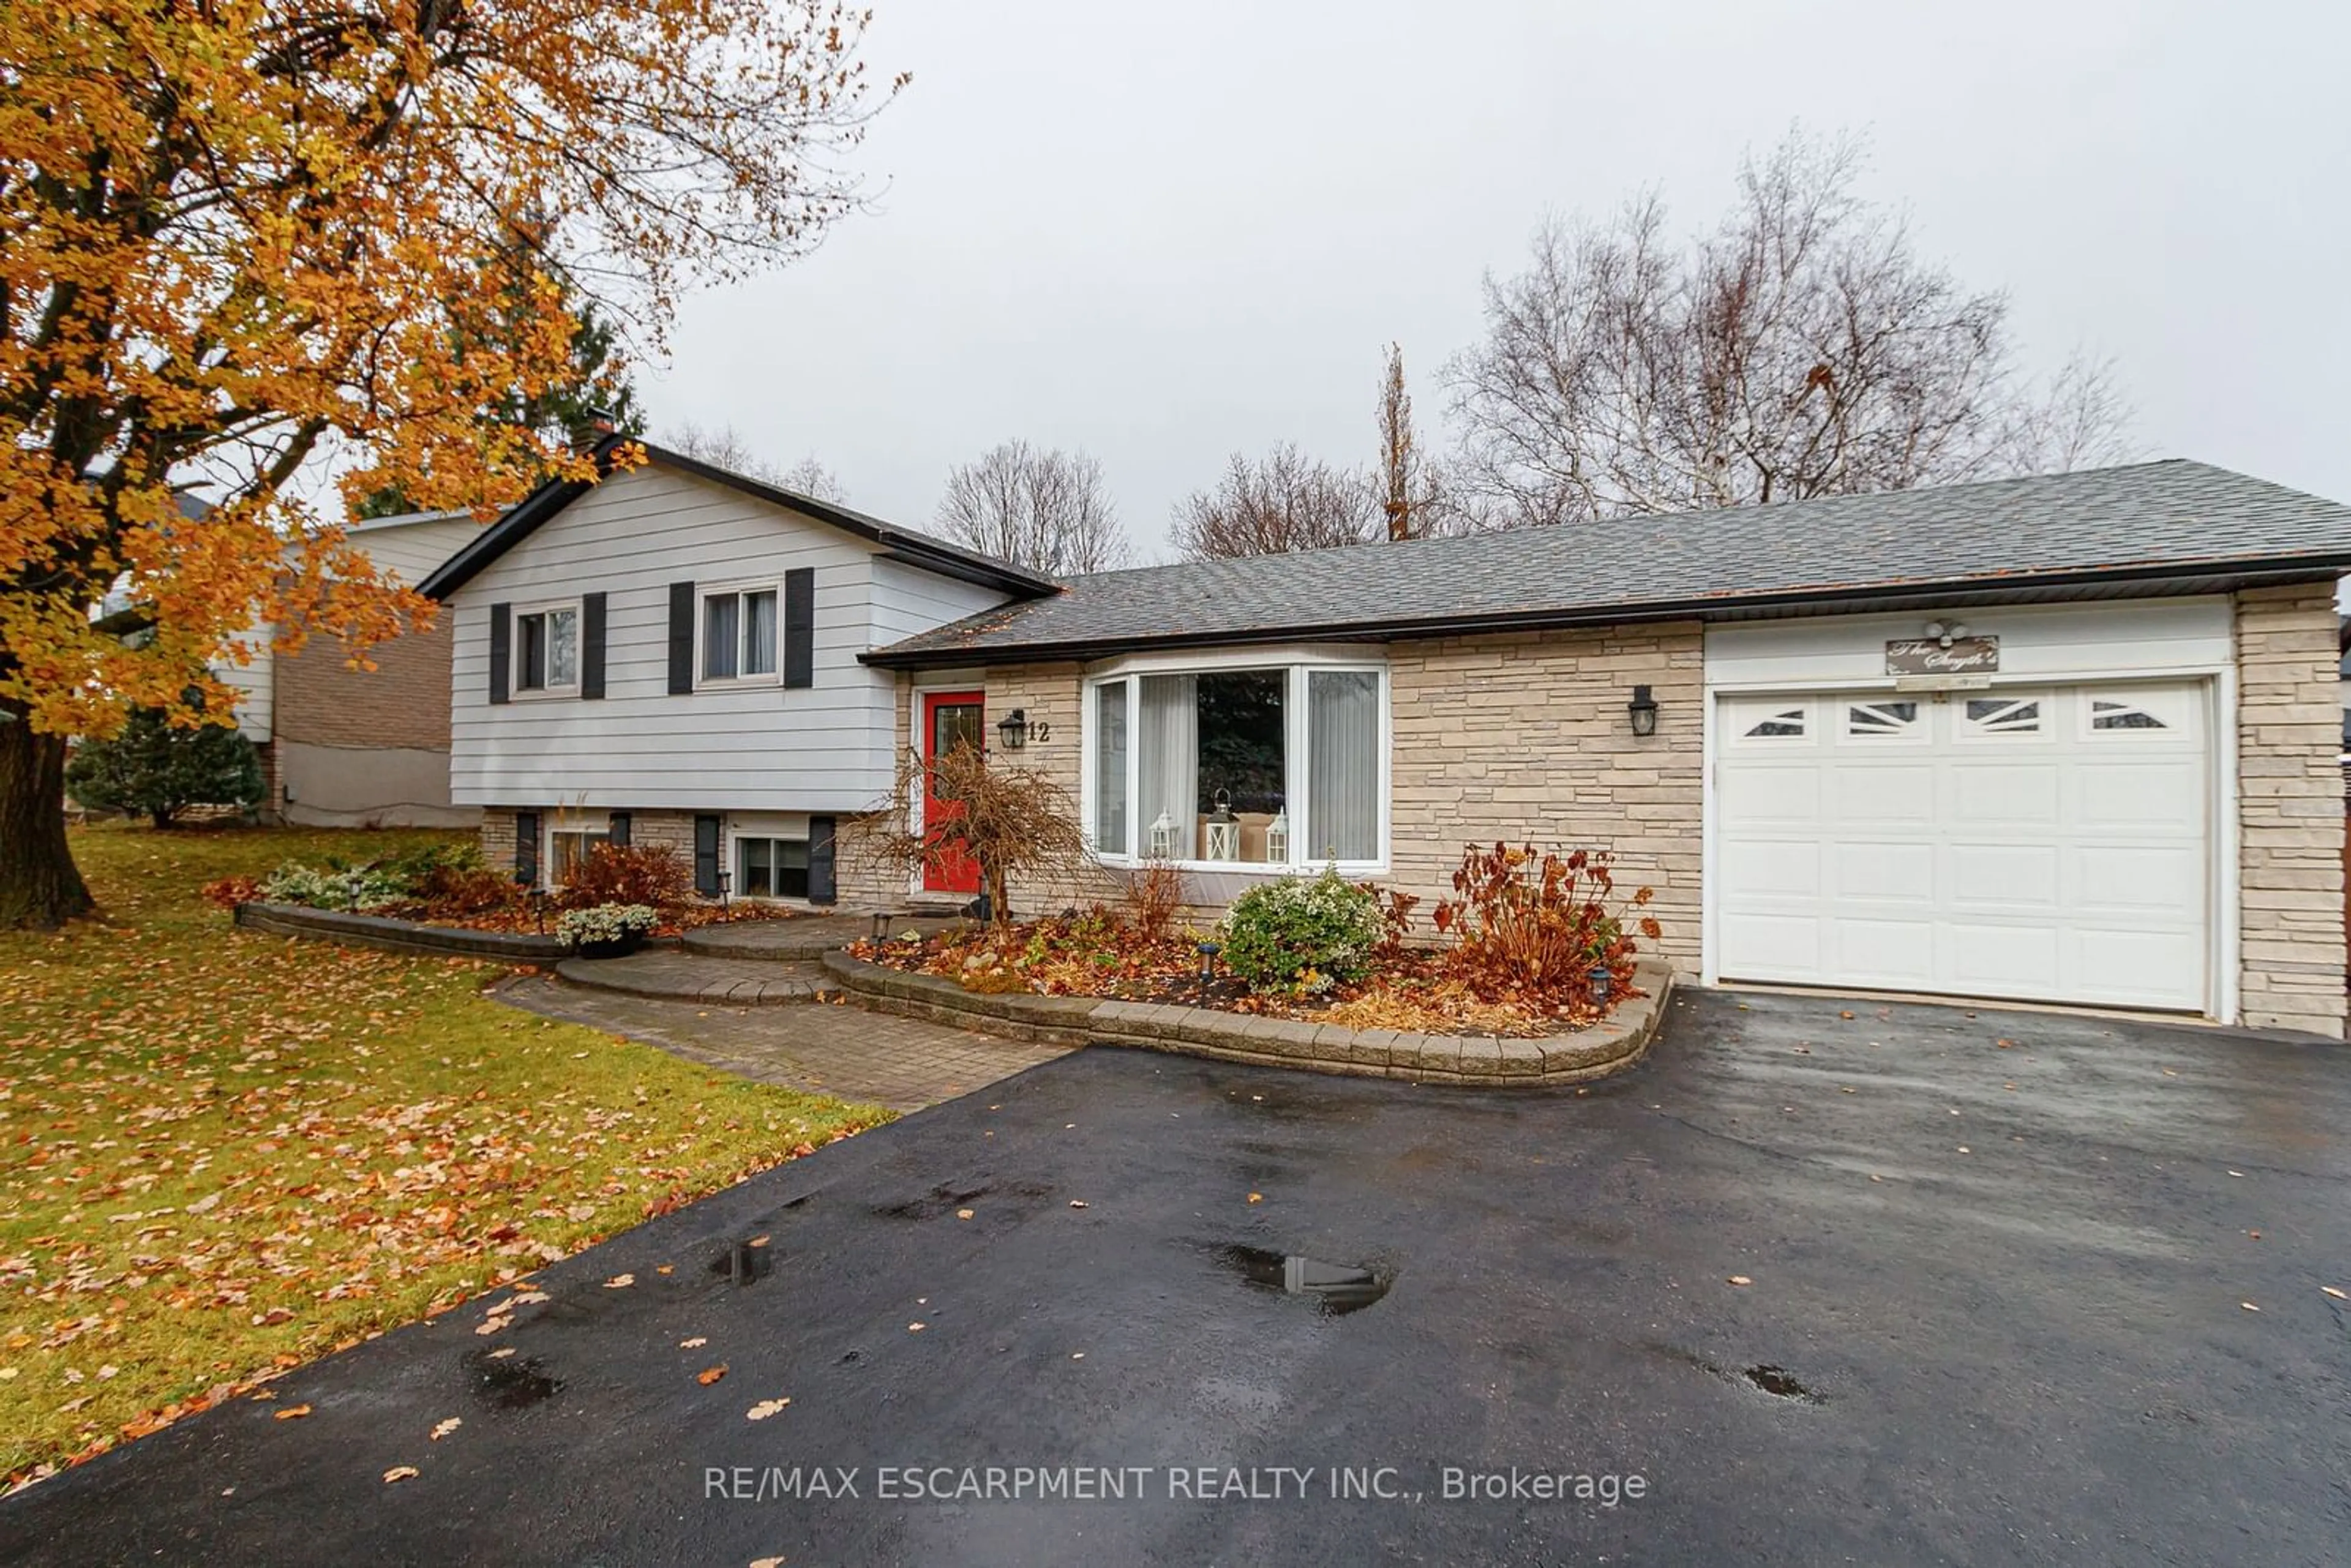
[450,465,1011,811]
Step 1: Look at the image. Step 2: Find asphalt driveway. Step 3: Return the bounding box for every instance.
[4,989,2347,1566]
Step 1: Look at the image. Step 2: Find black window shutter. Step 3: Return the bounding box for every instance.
[514,811,540,885]
[607,811,631,847]
[580,592,607,699]
[668,582,696,694]
[783,568,815,689]
[489,604,512,705]
[693,814,721,896]
[808,814,838,906]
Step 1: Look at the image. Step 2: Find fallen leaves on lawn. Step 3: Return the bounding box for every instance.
[604,1274,636,1290]
[0,824,895,1491]
[383,1466,419,1484]
[697,1366,729,1386]
[272,1405,312,1420]
[1728,1276,1752,1287]
[1246,1193,1262,1204]
[907,1322,926,1333]
[430,1418,461,1441]
[956,1209,973,1221]
[680,1337,708,1349]
[746,1398,790,1421]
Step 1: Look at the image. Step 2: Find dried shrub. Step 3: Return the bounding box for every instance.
[559,843,694,911]
[850,743,1090,927]
[1431,843,1659,1004]
[1121,858,1184,943]
[413,865,520,915]
[1363,884,1420,958]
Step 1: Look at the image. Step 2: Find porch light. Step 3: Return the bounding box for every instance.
[996,707,1030,751]
[1264,809,1289,864]
[1588,965,1614,1009]
[1149,810,1176,860]
[1626,685,1659,738]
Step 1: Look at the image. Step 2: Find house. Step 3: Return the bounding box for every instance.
[220,508,485,827]
[416,441,1059,898]
[427,446,2351,1039]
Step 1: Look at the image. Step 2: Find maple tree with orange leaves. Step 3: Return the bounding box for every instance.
[0,0,902,926]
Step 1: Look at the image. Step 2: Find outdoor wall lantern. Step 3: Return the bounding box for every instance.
[1588,964,1614,1009]
[1149,810,1176,860]
[1264,809,1289,864]
[996,708,1030,751]
[1626,685,1659,738]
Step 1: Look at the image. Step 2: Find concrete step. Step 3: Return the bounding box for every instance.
[554,951,838,1006]
[682,912,967,961]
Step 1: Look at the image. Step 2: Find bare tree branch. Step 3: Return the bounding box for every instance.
[1444,127,2137,528]
[935,440,1124,577]
[1171,443,1382,560]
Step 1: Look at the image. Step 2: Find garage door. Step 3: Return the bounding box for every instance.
[1714,683,2211,1011]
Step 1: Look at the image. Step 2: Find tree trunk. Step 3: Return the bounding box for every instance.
[0,713,96,929]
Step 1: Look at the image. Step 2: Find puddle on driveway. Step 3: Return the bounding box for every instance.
[708,1239,771,1285]
[1218,1246,1389,1316]
[465,1349,563,1410]
[1742,1364,1821,1402]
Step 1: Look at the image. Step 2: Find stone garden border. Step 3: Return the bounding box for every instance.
[822,950,1674,1084]
[233,901,576,963]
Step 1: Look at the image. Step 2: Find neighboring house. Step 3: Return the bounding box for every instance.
[223,508,484,827]
[417,442,1058,899]
[427,447,2351,1040]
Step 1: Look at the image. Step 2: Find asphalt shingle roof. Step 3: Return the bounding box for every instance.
[868,460,2351,666]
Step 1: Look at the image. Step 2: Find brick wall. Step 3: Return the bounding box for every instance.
[2235,584,2347,1037]
[479,805,703,887]
[1385,623,1704,966]
[275,618,452,751]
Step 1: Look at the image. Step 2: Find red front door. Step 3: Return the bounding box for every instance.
[922,691,986,895]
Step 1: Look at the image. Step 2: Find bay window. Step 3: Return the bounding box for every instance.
[1085,656,1387,869]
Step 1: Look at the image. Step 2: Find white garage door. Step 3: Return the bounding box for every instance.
[1714,683,2211,1011]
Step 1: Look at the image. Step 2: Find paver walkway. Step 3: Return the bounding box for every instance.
[493,973,1067,1111]
[550,950,836,1004]
[683,912,964,959]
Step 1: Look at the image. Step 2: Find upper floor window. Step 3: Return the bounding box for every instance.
[516,602,579,694]
[1085,656,1387,870]
[702,585,779,684]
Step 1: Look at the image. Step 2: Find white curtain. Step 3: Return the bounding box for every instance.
[1308,670,1379,861]
[742,590,778,676]
[1138,673,1198,860]
[1093,680,1129,852]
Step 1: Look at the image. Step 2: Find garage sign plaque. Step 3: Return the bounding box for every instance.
[1884,636,1999,677]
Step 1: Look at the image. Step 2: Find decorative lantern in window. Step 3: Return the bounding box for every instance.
[1264,809,1289,864]
[1204,789,1240,861]
[1149,810,1176,860]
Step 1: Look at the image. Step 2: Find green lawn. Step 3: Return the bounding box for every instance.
[0,823,887,1488]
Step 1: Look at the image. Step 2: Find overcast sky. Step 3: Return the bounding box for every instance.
[644,0,2351,565]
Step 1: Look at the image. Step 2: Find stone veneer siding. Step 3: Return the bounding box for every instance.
[1384,623,1703,967]
[2233,583,2347,1037]
[860,629,1704,958]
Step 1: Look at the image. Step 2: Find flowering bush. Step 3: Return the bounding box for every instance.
[1218,866,1385,996]
[260,859,406,912]
[557,902,659,947]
